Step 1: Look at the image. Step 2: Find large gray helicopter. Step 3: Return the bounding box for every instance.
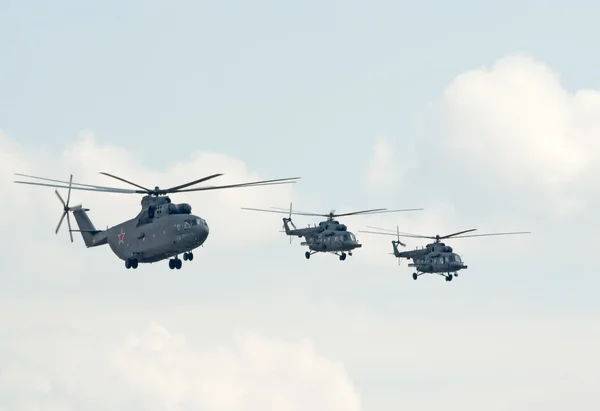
[241,204,423,260]
[360,227,530,281]
[14,172,300,269]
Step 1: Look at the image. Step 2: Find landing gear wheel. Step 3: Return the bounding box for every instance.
[454,273,458,277]
[125,258,138,269]
[305,251,310,259]
[446,275,452,282]
[183,252,194,261]
[413,273,417,280]
[175,258,182,269]
[339,253,346,261]
[169,259,175,269]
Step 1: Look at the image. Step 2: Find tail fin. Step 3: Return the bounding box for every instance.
[71,207,107,247]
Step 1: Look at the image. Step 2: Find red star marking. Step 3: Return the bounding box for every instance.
[118,229,125,244]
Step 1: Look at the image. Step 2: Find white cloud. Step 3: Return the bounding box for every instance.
[418,52,600,217]
[0,297,599,411]
[363,137,402,190]
[0,317,362,411]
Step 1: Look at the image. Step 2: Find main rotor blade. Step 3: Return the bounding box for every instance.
[364,226,419,236]
[439,229,477,239]
[268,207,423,218]
[14,180,141,194]
[335,208,424,217]
[446,231,531,239]
[175,177,300,193]
[271,206,319,215]
[165,173,224,192]
[359,229,531,240]
[241,207,325,217]
[99,172,151,192]
[365,226,396,233]
[15,173,140,191]
[333,208,386,216]
[364,227,477,239]
[358,230,434,240]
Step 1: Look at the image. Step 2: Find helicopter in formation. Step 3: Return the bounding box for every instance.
[241,204,423,260]
[359,226,531,281]
[13,172,300,270]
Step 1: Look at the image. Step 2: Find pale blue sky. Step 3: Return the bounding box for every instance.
[2,0,599,184]
[1,1,600,410]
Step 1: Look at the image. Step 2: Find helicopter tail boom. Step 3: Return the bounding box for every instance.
[71,208,107,247]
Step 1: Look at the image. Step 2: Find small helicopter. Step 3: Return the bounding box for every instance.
[14,172,300,269]
[359,227,531,281]
[241,204,423,260]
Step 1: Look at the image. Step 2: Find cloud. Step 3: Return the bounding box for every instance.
[415,52,600,217]
[0,297,598,411]
[0,316,362,411]
[363,137,402,190]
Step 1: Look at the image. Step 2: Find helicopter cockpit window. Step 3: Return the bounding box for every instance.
[184,219,200,229]
[448,255,455,262]
[349,233,356,241]
[454,255,462,263]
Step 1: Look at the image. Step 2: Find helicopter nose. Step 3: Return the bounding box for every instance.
[194,220,209,242]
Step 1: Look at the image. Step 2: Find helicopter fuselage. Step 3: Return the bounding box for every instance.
[283,217,362,259]
[302,230,362,253]
[408,251,467,274]
[105,213,209,263]
[391,240,467,280]
[71,196,209,265]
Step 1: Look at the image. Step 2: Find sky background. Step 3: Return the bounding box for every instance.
[1,1,600,410]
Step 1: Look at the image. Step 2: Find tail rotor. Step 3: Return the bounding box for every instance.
[54,174,81,243]
[282,202,297,243]
[393,225,405,266]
